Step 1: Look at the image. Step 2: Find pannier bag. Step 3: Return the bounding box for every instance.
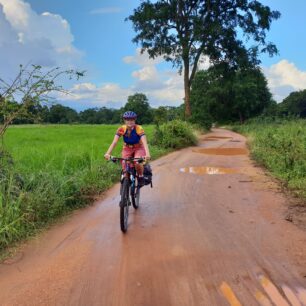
[143,163,153,187]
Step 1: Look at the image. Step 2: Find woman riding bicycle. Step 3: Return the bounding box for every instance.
[104,111,151,187]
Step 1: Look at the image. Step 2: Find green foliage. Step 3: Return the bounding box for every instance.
[152,120,197,149]
[0,124,166,250]
[79,107,121,124]
[278,89,306,117]
[48,104,79,124]
[153,105,184,125]
[233,119,306,199]
[123,93,153,124]
[128,0,280,70]
[128,0,280,116]
[190,65,273,124]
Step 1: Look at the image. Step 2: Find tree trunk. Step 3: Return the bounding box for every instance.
[183,59,191,118]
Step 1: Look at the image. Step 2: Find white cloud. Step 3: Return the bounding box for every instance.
[132,66,160,82]
[123,48,164,67]
[90,7,122,15]
[263,60,306,102]
[59,82,133,108]
[0,0,83,79]
[62,48,185,108]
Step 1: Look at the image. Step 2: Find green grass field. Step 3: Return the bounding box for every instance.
[232,119,306,200]
[0,124,168,250]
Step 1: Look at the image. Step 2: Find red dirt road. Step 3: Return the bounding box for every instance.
[1,129,306,306]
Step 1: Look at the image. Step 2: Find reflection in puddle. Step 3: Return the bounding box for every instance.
[180,166,238,175]
[193,148,248,155]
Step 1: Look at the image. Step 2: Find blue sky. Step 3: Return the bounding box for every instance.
[0,0,306,110]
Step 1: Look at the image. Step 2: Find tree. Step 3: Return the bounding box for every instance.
[278,90,306,118]
[0,64,84,138]
[190,65,273,124]
[124,93,153,124]
[153,105,184,125]
[48,104,79,124]
[128,0,280,118]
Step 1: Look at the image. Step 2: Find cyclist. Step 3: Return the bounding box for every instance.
[104,111,151,187]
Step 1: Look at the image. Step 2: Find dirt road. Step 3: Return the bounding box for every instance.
[1,129,306,306]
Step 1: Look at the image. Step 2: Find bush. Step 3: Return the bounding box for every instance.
[152,120,197,149]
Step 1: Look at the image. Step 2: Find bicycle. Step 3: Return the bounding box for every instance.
[110,156,145,233]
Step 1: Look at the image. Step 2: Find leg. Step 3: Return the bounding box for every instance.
[134,146,146,179]
[122,146,134,176]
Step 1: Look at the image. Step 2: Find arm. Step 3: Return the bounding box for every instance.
[104,135,120,160]
[141,135,151,160]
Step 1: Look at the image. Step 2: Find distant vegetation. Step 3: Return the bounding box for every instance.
[0,92,184,125]
[190,64,274,128]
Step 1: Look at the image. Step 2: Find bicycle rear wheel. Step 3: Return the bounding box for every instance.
[120,177,130,233]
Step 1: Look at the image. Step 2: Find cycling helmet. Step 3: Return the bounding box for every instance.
[123,111,137,120]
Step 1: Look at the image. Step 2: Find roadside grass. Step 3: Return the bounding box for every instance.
[232,119,306,200]
[0,124,170,251]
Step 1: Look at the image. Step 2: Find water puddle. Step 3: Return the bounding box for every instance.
[203,138,218,141]
[193,148,248,155]
[180,166,238,175]
[207,136,233,139]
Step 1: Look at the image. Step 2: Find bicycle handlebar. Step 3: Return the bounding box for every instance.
[110,156,144,163]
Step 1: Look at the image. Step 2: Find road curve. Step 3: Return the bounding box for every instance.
[1,128,306,306]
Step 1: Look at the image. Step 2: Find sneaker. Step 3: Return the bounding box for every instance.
[138,176,145,187]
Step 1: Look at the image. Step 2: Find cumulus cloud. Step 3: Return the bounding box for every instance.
[61,49,185,108]
[263,60,306,102]
[90,7,122,15]
[123,48,164,67]
[0,0,83,79]
[123,48,184,106]
[59,82,133,109]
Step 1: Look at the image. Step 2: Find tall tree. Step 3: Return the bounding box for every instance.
[128,0,280,118]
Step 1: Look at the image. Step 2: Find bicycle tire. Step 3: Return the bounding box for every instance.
[120,177,130,233]
[131,185,140,209]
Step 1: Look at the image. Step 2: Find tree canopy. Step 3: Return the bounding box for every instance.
[190,64,273,125]
[128,0,280,117]
[278,90,306,118]
[124,93,153,124]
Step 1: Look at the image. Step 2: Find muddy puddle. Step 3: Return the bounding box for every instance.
[180,166,238,175]
[193,148,248,155]
[203,138,218,141]
[206,136,233,139]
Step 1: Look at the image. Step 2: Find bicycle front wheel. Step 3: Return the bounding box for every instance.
[120,177,130,233]
[132,186,140,209]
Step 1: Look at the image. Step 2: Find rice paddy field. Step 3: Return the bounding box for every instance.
[232,119,306,200]
[0,124,167,250]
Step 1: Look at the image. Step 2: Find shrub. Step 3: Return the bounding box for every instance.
[152,120,197,149]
